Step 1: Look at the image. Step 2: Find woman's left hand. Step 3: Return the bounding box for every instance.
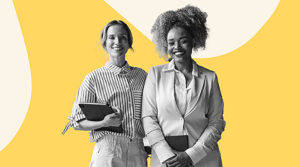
[166,151,193,167]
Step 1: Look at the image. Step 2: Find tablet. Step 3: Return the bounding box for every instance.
[79,103,114,121]
[79,103,123,133]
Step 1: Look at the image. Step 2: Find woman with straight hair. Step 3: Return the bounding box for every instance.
[64,20,147,167]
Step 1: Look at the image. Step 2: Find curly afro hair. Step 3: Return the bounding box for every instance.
[151,5,208,59]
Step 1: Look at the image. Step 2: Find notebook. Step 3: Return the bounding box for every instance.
[79,103,123,133]
[165,135,189,152]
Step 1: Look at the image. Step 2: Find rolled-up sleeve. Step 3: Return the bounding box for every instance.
[63,75,97,132]
[71,75,97,121]
[185,73,226,165]
[142,68,175,164]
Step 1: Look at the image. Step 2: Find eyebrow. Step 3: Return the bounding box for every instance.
[180,36,190,39]
[168,36,189,41]
[108,33,127,36]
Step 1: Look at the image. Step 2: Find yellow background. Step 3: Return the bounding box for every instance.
[1,0,299,166]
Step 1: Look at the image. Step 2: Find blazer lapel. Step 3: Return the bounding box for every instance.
[161,65,182,118]
[184,66,206,118]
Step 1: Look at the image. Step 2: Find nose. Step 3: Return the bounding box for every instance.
[114,37,120,44]
[174,42,181,49]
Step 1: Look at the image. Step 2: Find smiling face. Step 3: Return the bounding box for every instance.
[167,26,193,63]
[105,24,130,59]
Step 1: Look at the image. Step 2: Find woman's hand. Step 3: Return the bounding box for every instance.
[166,151,193,167]
[102,112,122,127]
[72,106,123,131]
[111,106,123,120]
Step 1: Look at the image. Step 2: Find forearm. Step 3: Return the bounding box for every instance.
[142,116,175,163]
[185,119,225,165]
[185,72,225,164]
[73,119,107,131]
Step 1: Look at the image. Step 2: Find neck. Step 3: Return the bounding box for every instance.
[109,56,126,67]
[174,58,193,73]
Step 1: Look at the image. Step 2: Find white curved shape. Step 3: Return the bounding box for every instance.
[105,0,280,58]
[0,0,32,151]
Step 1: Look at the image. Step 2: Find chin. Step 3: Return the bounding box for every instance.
[173,56,186,62]
[111,53,125,58]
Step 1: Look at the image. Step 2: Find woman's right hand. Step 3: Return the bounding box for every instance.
[102,112,122,127]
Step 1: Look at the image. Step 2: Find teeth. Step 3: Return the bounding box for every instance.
[113,47,123,50]
[174,52,184,55]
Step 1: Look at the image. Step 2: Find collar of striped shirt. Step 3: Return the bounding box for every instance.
[104,61,131,76]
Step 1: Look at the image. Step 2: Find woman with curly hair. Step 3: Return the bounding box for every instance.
[142,5,225,167]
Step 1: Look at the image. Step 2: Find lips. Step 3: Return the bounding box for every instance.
[112,46,123,51]
[173,50,185,56]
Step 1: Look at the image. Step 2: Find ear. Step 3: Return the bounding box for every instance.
[190,37,195,47]
[193,40,197,48]
[103,43,107,51]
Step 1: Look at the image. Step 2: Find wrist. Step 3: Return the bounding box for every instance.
[164,155,176,164]
[93,120,107,130]
[183,151,193,165]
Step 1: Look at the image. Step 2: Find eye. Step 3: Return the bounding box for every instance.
[181,40,188,43]
[108,35,115,40]
[180,38,189,44]
[120,35,128,41]
[168,41,174,46]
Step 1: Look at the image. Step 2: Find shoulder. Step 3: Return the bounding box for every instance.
[144,63,169,80]
[195,64,218,81]
[86,67,104,77]
[149,63,169,73]
[199,65,215,75]
[82,66,108,83]
[130,66,147,77]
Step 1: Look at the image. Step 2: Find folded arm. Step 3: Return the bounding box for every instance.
[73,112,122,131]
[142,68,175,164]
[185,73,226,165]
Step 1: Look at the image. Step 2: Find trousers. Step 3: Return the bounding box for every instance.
[89,135,147,167]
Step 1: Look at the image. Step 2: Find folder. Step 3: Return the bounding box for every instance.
[165,135,189,152]
[79,103,123,133]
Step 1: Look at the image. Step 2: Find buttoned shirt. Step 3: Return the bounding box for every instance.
[64,62,147,142]
[174,62,198,117]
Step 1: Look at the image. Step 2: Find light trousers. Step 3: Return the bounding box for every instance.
[89,135,147,167]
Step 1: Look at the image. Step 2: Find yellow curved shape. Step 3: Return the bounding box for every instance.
[1,1,300,167]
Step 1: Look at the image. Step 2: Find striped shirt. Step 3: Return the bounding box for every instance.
[64,62,147,142]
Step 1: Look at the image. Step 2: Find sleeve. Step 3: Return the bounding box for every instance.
[62,75,97,134]
[142,67,175,164]
[185,72,226,165]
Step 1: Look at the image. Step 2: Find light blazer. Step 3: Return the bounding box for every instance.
[142,60,225,167]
